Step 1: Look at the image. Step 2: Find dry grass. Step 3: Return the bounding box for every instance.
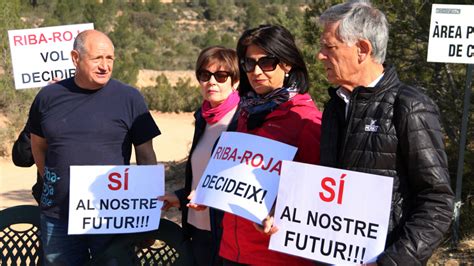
[136,69,198,89]
[0,114,15,157]
[428,239,474,265]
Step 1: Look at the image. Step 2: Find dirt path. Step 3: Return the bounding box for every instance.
[0,111,195,223]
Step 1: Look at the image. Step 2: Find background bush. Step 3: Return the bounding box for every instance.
[141,75,201,113]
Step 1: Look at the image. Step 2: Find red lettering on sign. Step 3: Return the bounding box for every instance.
[319,173,346,204]
[107,168,130,191]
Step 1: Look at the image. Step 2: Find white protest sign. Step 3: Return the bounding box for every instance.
[269,161,393,264]
[427,4,474,64]
[191,132,297,224]
[68,165,164,235]
[8,23,94,89]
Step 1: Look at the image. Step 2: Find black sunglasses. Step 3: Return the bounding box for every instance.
[197,70,231,83]
[241,56,280,73]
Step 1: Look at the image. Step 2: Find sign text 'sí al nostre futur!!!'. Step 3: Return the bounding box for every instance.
[269,162,393,265]
[68,165,164,235]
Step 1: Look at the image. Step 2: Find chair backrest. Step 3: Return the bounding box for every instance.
[89,218,192,266]
[133,219,192,265]
[0,205,43,266]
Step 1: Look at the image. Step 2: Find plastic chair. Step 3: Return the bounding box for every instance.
[0,205,43,266]
[89,218,192,266]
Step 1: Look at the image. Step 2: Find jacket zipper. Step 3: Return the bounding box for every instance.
[340,91,357,162]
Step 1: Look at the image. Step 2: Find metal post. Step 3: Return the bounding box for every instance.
[452,64,473,246]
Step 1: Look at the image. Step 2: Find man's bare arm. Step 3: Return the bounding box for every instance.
[31,133,48,177]
[134,140,157,165]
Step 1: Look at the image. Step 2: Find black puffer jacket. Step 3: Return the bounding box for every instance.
[12,121,43,204]
[320,66,454,265]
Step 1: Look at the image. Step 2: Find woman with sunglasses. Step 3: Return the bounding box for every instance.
[159,46,240,266]
[218,25,322,266]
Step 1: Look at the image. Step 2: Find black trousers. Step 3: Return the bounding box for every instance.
[189,224,220,266]
[222,258,248,266]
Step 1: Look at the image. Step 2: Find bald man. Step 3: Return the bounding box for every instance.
[29,30,161,265]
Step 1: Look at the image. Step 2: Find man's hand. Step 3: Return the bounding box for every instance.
[254,203,278,235]
[253,214,278,235]
[47,77,62,84]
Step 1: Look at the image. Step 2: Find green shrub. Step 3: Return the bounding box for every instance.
[0,76,38,156]
[141,74,201,113]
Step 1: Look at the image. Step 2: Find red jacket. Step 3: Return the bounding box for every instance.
[219,93,322,265]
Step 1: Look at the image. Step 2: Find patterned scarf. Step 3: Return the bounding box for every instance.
[201,91,240,124]
[240,83,298,130]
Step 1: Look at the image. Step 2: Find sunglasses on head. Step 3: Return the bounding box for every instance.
[197,70,231,83]
[241,55,280,73]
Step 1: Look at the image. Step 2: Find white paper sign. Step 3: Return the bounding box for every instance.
[191,132,297,224]
[427,4,474,64]
[269,161,393,264]
[8,23,94,89]
[68,165,164,235]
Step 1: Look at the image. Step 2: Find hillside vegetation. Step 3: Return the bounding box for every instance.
[0,0,472,259]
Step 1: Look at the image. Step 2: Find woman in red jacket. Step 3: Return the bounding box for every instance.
[217,24,322,265]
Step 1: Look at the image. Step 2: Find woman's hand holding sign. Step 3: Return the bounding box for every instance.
[254,203,278,235]
[254,215,279,236]
[157,193,180,211]
[186,190,207,211]
[158,190,208,211]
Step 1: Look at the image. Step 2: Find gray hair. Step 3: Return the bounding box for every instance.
[73,31,88,55]
[319,0,388,64]
[73,30,114,56]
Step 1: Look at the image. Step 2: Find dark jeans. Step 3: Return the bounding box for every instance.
[40,214,115,266]
[190,224,221,266]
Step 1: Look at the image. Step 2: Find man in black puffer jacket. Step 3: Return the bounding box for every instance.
[317,1,454,265]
